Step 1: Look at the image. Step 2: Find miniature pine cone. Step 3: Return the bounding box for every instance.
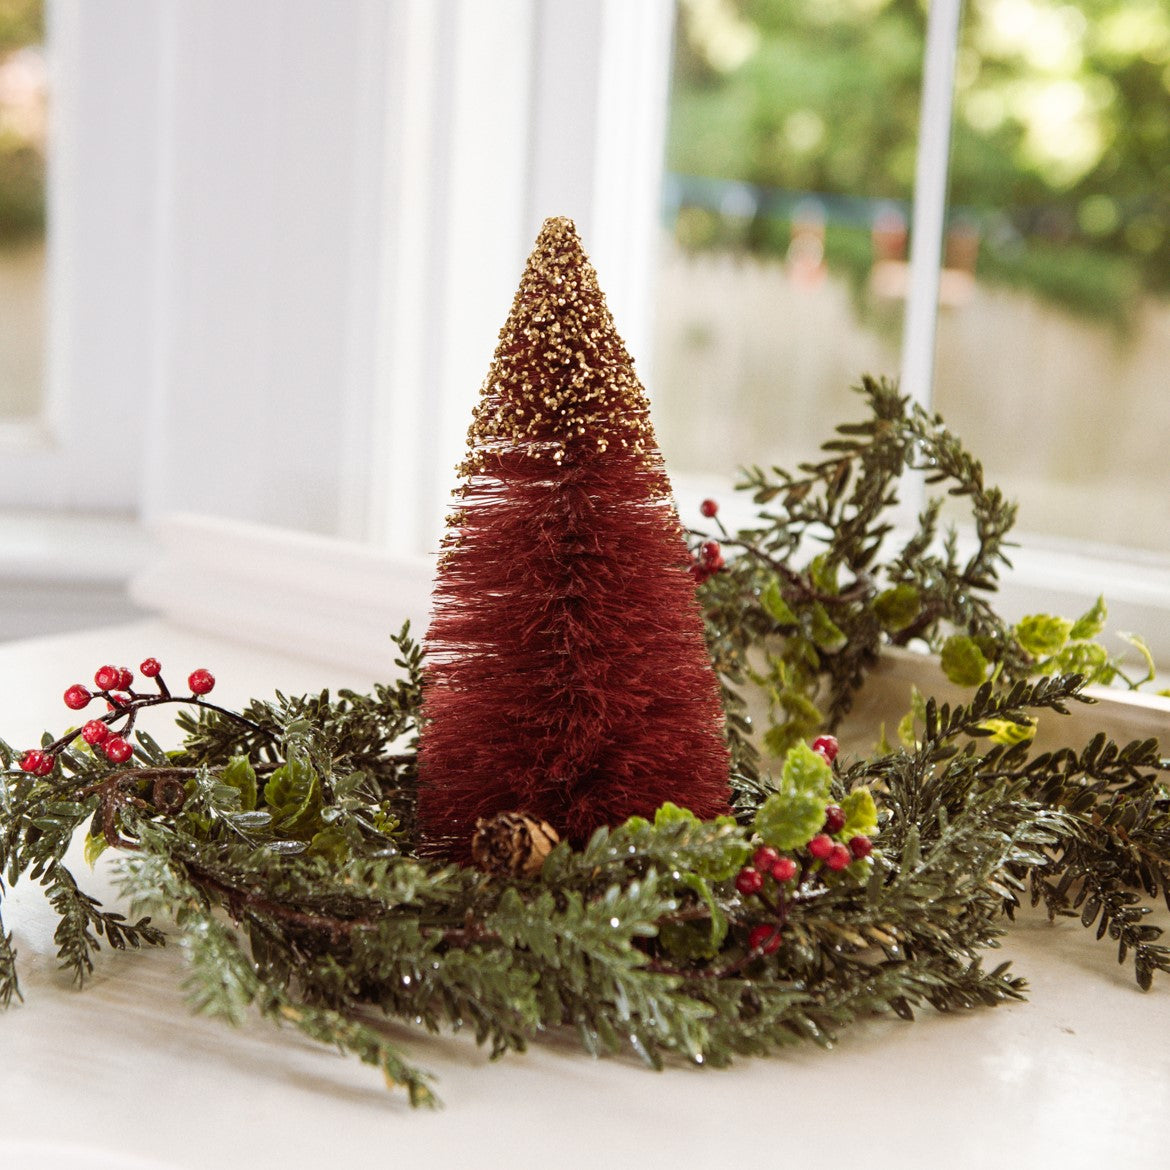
[470,812,560,878]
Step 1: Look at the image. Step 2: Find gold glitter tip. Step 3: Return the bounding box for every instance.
[458,216,661,477]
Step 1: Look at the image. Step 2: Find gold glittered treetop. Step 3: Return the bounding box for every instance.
[459,217,658,475]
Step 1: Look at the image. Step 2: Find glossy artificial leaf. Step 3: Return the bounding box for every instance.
[1118,631,1157,686]
[1069,595,1107,641]
[1014,614,1073,659]
[263,747,323,837]
[979,717,1036,746]
[940,634,989,686]
[222,756,258,812]
[839,788,878,838]
[1054,641,1114,685]
[83,832,108,868]
[660,873,727,960]
[753,742,833,850]
[760,579,798,625]
[808,554,839,595]
[810,604,847,652]
[872,584,921,632]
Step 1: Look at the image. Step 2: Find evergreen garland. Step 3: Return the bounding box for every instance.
[0,383,1168,1108]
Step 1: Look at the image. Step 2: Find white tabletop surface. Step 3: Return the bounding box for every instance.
[1,620,1168,1169]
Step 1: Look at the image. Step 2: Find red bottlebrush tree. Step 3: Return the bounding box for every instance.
[417,217,730,861]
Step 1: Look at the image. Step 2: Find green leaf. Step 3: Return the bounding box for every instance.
[978,718,1036,746]
[263,747,322,837]
[754,789,825,852]
[753,743,833,851]
[1014,614,1073,659]
[810,604,847,652]
[653,802,699,831]
[940,634,989,686]
[222,756,258,812]
[83,832,108,868]
[660,873,727,960]
[839,788,878,838]
[781,741,834,803]
[1069,595,1107,641]
[1053,640,1114,685]
[808,553,839,595]
[307,827,349,863]
[760,579,797,625]
[1118,631,1157,686]
[873,584,921,632]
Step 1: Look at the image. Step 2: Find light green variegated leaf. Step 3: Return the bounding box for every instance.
[1014,614,1073,659]
[1119,631,1157,686]
[940,634,989,686]
[83,831,108,868]
[810,604,847,652]
[1054,640,1114,686]
[873,584,921,632]
[753,789,825,852]
[840,788,878,838]
[760,579,798,625]
[979,717,1036,746]
[753,742,834,851]
[1069,595,1107,641]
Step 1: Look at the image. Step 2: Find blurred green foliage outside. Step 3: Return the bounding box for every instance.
[668,0,1170,325]
[0,0,44,245]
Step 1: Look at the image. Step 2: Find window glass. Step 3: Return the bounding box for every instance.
[0,0,46,423]
[652,0,926,484]
[934,0,1170,553]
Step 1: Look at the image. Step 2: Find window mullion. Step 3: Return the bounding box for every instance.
[899,0,963,415]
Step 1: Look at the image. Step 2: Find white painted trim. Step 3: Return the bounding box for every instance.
[846,644,1170,752]
[129,514,432,676]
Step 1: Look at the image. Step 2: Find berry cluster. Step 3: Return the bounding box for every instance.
[17,658,216,776]
[733,735,876,957]
[691,503,726,584]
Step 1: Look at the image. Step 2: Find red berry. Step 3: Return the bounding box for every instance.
[706,552,726,572]
[188,669,215,696]
[81,720,110,745]
[94,665,121,691]
[35,753,55,775]
[735,867,764,896]
[826,843,852,871]
[103,736,133,764]
[752,845,781,872]
[63,684,92,710]
[117,667,134,691]
[812,735,839,763]
[20,749,45,773]
[108,693,131,707]
[140,658,161,677]
[701,540,721,562]
[700,499,719,518]
[748,924,781,954]
[771,857,798,883]
[849,835,873,859]
[689,563,711,584]
[807,833,834,861]
[823,804,846,834]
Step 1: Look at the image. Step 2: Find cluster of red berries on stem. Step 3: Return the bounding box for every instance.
[690,499,729,584]
[17,658,218,776]
[734,735,876,957]
[691,503,727,584]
